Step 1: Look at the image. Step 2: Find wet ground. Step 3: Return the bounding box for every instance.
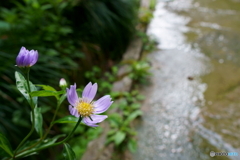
[133,0,240,160]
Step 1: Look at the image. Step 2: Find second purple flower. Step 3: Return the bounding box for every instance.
[67,82,113,127]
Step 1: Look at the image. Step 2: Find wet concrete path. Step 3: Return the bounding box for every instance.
[133,0,240,160]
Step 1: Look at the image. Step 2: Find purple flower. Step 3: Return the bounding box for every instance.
[67,82,113,127]
[16,46,38,67]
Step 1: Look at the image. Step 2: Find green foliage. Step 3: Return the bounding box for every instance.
[15,71,38,107]
[85,66,118,93]
[107,90,144,152]
[16,134,66,159]
[62,143,76,160]
[1,67,90,159]
[0,132,13,158]
[30,90,63,98]
[52,116,79,125]
[149,0,157,11]
[139,7,154,25]
[68,0,139,60]
[122,59,151,84]
[138,31,157,53]
[0,0,139,159]
[61,124,103,159]
[32,107,43,138]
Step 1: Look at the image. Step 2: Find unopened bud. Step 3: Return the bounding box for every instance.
[59,78,67,88]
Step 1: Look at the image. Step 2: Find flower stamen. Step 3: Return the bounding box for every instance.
[76,102,94,117]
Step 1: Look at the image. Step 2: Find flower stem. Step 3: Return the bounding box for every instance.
[54,116,82,145]
[13,68,35,158]
[16,97,64,155]
[15,117,82,159]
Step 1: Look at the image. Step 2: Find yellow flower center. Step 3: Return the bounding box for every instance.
[76,102,94,117]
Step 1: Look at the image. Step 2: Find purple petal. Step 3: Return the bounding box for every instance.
[29,50,38,66]
[69,105,80,117]
[16,47,26,66]
[83,115,108,127]
[16,47,25,59]
[93,95,113,114]
[19,47,26,56]
[67,84,78,107]
[23,51,31,66]
[82,82,98,102]
[17,56,25,67]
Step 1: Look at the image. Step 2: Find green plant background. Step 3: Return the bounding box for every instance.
[0,0,139,159]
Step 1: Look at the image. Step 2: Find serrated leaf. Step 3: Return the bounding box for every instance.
[15,71,38,106]
[62,143,76,160]
[114,131,126,146]
[52,116,79,125]
[0,132,13,157]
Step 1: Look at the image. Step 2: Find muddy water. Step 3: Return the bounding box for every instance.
[133,0,240,160]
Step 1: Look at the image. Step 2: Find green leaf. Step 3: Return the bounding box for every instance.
[130,103,141,109]
[35,84,61,99]
[136,94,145,101]
[106,134,115,145]
[108,113,123,128]
[123,110,142,127]
[127,139,137,153]
[30,90,64,98]
[15,71,38,106]
[31,107,43,137]
[36,84,56,92]
[62,143,76,160]
[107,129,118,136]
[52,116,79,125]
[0,132,13,157]
[16,135,65,158]
[114,131,126,146]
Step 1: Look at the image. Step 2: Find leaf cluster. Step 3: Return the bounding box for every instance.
[106,90,145,152]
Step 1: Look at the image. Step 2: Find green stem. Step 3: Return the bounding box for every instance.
[16,98,63,155]
[44,99,63,137]
[15,117,82,159]
[13,68,35,158]
[54,116,82,145]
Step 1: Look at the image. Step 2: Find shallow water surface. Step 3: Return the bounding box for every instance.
[133,0,240,159]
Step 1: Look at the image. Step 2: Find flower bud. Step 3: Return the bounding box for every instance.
[59,78,67,88]
[16,46,38,67]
